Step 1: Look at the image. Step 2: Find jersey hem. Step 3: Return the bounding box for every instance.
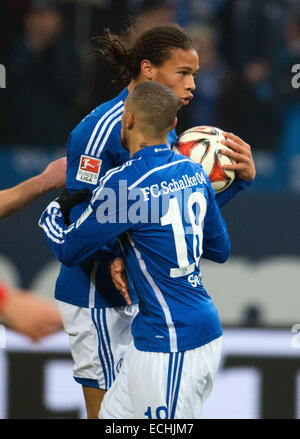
[55,296,139,309]
[133,329,223,353]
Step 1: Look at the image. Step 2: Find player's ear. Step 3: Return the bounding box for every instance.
[127,112,134,130]
[140,59,154,80]
[171,117,177,132]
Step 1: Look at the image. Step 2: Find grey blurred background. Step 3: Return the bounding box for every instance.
[0,0,300,419]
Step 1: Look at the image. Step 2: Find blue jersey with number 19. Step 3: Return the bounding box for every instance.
[40,144,230,353]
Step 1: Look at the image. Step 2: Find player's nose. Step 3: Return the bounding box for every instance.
[186,75,196,92]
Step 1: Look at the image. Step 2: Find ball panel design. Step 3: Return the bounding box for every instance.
[174,126,236,193]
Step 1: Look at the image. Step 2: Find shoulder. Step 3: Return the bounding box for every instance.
[91,157,140,202]
[68,93,125,156]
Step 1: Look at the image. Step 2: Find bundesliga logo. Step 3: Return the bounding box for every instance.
[76,155,102,185]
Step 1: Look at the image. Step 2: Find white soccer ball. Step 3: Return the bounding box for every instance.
[173,125,235,193]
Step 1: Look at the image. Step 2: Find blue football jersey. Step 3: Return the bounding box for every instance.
[55,87,252,308]
[40,145,230,353]
[55,88,176,308]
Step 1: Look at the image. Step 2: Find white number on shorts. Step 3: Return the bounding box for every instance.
[144,405,169,419]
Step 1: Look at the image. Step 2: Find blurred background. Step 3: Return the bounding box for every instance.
[0,0,300,419]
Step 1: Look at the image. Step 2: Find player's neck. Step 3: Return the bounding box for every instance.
[127,76,149,93]
[129,134,168,157]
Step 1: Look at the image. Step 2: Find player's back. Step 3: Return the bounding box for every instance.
[40,143,230,353]
[56,88,176,308]
[110,145,230,353]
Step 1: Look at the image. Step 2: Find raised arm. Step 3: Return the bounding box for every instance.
[0,157,66,219]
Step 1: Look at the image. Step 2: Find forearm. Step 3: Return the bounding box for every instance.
[39,202,105,267]
[0,174,50,219]
[0,283,62,340]
[202,236,231,263]
[0,156,66,220]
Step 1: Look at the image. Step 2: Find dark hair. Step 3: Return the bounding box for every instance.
[93,19,194,84]
[126,81,180,137]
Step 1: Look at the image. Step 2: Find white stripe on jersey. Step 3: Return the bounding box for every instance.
[45,216,63,239]
[40,202,75,245]
[91,158,139,204]
[85,100,124,156]
[132,245,178,352]
[47,206,64,235]
[128,159,191,191]
[40,222,64,245]
[90,106,124,157]
[95,114,123,158]
[41,220,74,244]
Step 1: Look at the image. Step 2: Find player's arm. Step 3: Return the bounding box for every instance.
[0,283,63,341]
[39,178,133,267]
[202,184,231,263]
[0,157,66,219]
[215,132,255,208]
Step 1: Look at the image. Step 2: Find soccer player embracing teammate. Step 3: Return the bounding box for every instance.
[49,21,255,418]
[41,81,230,418]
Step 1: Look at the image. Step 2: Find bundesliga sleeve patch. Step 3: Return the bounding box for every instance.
[76,155,102,185]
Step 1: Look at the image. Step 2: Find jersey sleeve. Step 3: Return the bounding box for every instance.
[215,175,254,209]
[39,175,135,267]
[66,118,100,193]
[202,183,231,263]
[66,116,127,193]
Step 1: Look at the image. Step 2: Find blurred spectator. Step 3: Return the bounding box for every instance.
[74,0,133,119]
[270,9,300,187]
[177,25,228,133]
[231,0,298,69]
[1,1,81,147]
[127,0,175,22]
[216,59,279,152]
[271,9,300,109]
[173,0,227,28]
[0,0,31,53]
[242,305,263,328]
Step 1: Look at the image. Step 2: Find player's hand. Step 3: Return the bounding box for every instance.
[40,157,67,191]
[0,288,63,341]
[57,187,92,226]
[220,132,256,181]
[110,257,131,306]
